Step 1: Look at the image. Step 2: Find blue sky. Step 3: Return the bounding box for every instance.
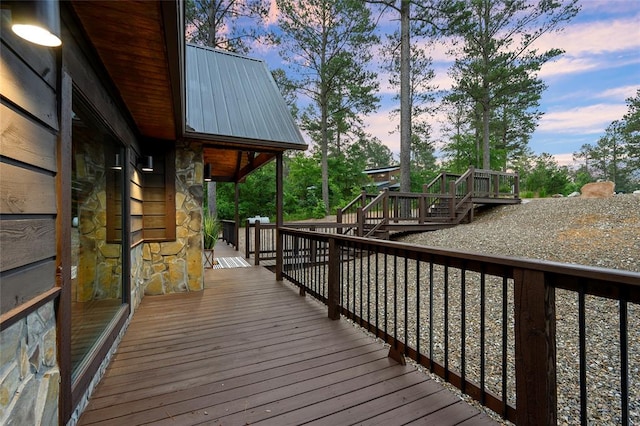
[257,0,640,166]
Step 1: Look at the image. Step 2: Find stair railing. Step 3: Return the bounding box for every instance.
[357,189,389,238]
[337,191,375,235]
[449,167,475,223]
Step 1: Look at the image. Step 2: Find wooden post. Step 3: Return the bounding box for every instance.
[514,172,520,199]
[244,220,249,259]
[357,207,364,237]
[336,208,343,235]
[327,238,340,320]
[275,153,283,281]
[234,182,240,251]
[514,269,557,426]
[254,220,261,266]
[449,181,456,221]
[383,189,389,224]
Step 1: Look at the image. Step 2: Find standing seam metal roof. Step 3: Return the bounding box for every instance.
[186,44,306,147]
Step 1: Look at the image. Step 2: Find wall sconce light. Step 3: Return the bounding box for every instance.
[10,0,62,47]
[111,153,123,170]
[138,155,153,172]
[204,163,212,182]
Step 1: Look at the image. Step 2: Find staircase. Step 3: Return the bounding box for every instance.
[337,167,520,239]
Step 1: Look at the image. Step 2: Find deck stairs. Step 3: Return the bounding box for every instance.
[337,167,521,240]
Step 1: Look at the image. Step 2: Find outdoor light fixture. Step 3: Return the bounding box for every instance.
[204,163,212,182]
[138,155,153,172]
[111,153,123,171]
[10,0,62,47]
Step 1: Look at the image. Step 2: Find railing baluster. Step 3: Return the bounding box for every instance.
[444,263,449,382]
[416,260,421,363]
[404,255,408,356]
[375,252,379,333]
[367,246,371,331]
[620,295,629,426]
[384,252,388,340]
[394,253,398,351]
[429,257,434,373]
[502,275,508,419]
[579,281,587,426]
[461,264,466,394]
[359,246,364,326]
[480,269,486,405]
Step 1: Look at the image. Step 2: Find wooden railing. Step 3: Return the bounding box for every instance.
[221,220,238,249]
[336,191,377,235]
[278,228,640,426]
[245,221,353,265]
[338,167,520,238]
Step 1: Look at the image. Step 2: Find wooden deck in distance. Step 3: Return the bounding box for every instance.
[78,246,499,426]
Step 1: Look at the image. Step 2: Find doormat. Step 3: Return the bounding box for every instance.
[213,257,252,269]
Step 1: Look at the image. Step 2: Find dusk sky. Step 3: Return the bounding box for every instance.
[256,0,640,166]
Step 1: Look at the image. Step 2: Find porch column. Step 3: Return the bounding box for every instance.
[275,152,283,281]
[234,182,239,251]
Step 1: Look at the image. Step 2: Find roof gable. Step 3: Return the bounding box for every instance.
[186,44,306,149]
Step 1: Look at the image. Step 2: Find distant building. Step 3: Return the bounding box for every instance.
[363,166,400,191]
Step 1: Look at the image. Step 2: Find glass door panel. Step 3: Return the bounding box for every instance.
[71,95,125,379]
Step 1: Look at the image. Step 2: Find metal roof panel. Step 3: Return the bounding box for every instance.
[186,44,306,148]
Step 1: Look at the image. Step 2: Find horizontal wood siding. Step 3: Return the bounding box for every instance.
[130,158,144,246]
[141,144,175,242]
[0,26,58,316]
[0,104,57,172]
[0,163,56,214]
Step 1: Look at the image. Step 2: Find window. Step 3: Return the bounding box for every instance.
[70,94,125,379]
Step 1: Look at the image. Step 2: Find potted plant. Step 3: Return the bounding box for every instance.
[203,213,222,268]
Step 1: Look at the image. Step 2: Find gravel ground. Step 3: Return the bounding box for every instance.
[400,195,640,273]
[396,194,640,425]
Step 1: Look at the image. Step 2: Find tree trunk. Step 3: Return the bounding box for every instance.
[400,0,411,192]
[482,98,490,170]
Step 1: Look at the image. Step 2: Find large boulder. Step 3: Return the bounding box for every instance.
[580,181,615,198]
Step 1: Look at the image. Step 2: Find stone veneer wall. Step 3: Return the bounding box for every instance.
[0,302,59,425]
[141,141,205,295]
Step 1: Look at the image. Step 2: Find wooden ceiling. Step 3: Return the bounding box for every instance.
[203,147,275,183]
[71,1,181,141]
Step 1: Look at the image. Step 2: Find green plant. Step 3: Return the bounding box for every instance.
[203,213,222,250]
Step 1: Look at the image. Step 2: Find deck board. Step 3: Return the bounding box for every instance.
[78,254,499,426]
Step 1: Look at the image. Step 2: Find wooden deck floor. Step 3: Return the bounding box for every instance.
[78,248,499,425]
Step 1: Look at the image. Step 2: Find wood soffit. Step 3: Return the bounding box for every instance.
[71,1,178,141]
[203,147,275,183]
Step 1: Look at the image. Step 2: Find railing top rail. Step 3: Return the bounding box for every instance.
[474,168,519,178]
[279,227,640,291]
[388,191,441,199]
[454,168,474,186]
[361,190,387,214]
[247,222,358,229]
[424,172,443,190]
[340,191,376,213]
